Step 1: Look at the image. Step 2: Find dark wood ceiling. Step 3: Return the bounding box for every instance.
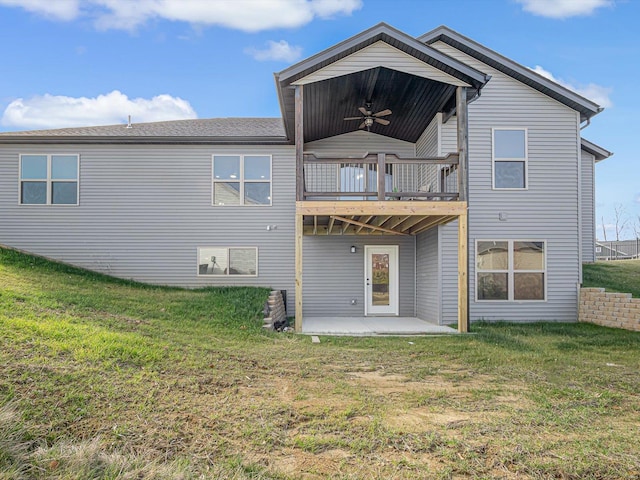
[276,25,490,144]
[302,67,456,144]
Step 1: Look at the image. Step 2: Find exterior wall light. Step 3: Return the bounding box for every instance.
[350,246,357,253]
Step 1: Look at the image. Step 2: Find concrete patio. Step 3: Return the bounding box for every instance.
[301,317,458,336]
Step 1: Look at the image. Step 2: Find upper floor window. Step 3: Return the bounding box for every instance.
[20,154,79,205]
[492,129,527,189]
[476,240,545,301]
[212,155,271,206]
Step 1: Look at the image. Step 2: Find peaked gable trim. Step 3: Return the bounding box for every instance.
[419,25,603,122]
[277,23,489,88]
[292,40,470,87]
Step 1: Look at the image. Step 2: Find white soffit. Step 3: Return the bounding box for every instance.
[292,41,470,87]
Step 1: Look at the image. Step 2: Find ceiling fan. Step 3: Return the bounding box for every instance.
[344,102,392,131]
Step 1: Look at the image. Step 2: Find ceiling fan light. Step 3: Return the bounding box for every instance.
[364,117,374,127]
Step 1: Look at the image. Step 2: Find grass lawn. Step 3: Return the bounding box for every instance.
[583,259,640,297]
[1,247,639,479]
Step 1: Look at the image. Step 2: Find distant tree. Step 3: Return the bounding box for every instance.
[613,204,628,241]
[633,214,640,240]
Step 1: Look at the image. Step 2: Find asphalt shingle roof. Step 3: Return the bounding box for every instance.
[0,118,287,143]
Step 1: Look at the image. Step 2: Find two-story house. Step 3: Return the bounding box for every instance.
[0,24,611,333]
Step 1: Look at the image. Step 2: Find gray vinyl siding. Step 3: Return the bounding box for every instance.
[416,115,439,157]
[415,227,439,323]
[302,236,415,317]
[0,144,297,313]
[433,41,582,322]
[415,115,440,191]
[305,130,415,156]
[440,118,457,155]
[581,150,596,264]
[438,222,459,325]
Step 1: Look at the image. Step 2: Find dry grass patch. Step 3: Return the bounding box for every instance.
[1,247,640,479]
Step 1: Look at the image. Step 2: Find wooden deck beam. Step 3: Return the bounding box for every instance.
[296,201,467,217]
[394,215,430,233]
[332,216,408,236]
[327,216,336,235]
[356,215,373,233]
[386,215,411,230]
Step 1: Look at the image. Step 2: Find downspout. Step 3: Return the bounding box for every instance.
[580,117,591,130]
[579,106,604,131]
[576,112,583,318]
[414,142,418,318]
[414,235,417,317]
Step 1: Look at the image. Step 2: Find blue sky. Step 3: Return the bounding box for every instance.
[0,0,636,239]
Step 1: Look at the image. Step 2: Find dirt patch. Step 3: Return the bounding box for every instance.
[345,371,423,394]
[262,448,352,479]
[386,410,472,430]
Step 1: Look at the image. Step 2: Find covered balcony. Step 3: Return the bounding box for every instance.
[301,151,462,235]
[303,152,459,202]
[274,23,492,333]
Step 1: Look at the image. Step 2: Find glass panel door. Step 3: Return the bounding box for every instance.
[371,253,390,306]
[365,246,399,315]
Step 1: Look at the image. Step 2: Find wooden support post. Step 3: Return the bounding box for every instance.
[456,86,470,333]
[295,85,304,201]
[457,211,468,333]
[456,86,468,202]
[377,153,386,201]
[295,211,303,332]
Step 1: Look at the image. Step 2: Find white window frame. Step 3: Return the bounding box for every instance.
[492,128,528,190]
[196,247,259,277]
[475,239,546,302]
[211,154,272,206]
[19,154,80,206]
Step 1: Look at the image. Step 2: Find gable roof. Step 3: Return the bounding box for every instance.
[275,22,491,143]
[419,26,603,122]
[0,118,287,145]
[581,138,612,162]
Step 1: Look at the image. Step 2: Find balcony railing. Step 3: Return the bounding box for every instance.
[302,152,459,201]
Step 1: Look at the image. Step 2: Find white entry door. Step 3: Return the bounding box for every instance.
[365,245,399,315]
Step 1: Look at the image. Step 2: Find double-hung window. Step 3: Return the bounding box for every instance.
[20,154,79,205]
[476,240,545,301]
[492,129,527,189]
[212,155,271,206]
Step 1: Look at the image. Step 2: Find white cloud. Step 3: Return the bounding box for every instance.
[0,0,363,32]
[245,40,303,62]
[531,65,613,108]
[0,0,80,20]
[1,90,197,129]
[516,0,612,19]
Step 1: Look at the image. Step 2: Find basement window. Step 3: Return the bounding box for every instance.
[20,154,79,205]
[476,240,545,301]
[197,247,258,276]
